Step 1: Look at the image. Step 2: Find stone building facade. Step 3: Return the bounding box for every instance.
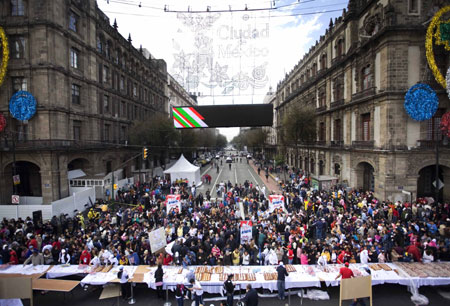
[0,0,169,204]
[275,0,450,202]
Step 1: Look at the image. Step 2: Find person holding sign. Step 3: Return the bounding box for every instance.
[335,263,366,306]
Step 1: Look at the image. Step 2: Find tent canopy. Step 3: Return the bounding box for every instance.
[163,154,201,186]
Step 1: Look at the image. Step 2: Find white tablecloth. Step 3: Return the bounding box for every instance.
[0,264,50,275]
[46,265,92,278]
[80,266,137,286]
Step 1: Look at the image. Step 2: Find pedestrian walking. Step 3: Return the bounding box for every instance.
[175,284,185,306]
[242,284,258,306]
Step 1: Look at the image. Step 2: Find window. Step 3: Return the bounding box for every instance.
[319,122,326,141]
[120,126,126,142]
[115,49,120,65]
[103,65,109,83]
[133,83,137,97]
[103,95,109,113]
[320,54,327,71]
[12,77,27,93]
[73,120,81,140]
[104,124,110,142]
[333,78,343,101]
[361,113,371,141]
[10,36,25,59]
[71,84,80,104]
[69,11,79,32]
[310,159,315,174]
[120,75,124,91]
[70,48,79,68]
[319,91,326,108]
[427,109,445,140]
[336,39,344,57]
[334,119,342,141]
[408,0,419,15]
[319,160,324,176]
[11,0,25,16]
[334,163,341,175]
[362,65,372,90]
[96,36,103,53]
[121,101,126,117]
[106,41,111,59]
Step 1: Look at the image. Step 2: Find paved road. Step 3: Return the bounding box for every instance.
[197,156,268,199]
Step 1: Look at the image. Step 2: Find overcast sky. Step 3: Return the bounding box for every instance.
[97,0,349,141]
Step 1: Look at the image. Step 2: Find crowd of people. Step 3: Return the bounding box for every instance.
[0,159,450,304]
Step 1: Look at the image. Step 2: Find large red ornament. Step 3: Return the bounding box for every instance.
[0,113,6,132]
[440,112,450,138]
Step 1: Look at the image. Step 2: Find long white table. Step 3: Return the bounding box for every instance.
[1,262,450,293]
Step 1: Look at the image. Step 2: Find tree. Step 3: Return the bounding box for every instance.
[215,134,227,149]
[128,113,179,166]
[282,105,316,172]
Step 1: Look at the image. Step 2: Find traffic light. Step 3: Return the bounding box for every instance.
[143,147,148,160]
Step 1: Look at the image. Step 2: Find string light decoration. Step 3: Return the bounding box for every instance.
[441,112,450,138]
[425,5,450,89]
[0,113,6,132]
[0,26,9,88]
[404,83,438,121]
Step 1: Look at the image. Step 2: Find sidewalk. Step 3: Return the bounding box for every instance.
[249,161,282,194]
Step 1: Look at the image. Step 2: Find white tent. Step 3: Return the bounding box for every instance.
[163,154,201,187]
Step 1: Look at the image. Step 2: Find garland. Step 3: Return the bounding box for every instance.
[440,112,450,138]
[404,83,438,121]
[0,26,9,88]
[426,6,450,89]
[0,113,5,132]
[447,66,450,99]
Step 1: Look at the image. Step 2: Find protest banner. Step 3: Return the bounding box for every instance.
[240,220,253,244]
[269,195,285,212]
[149,227,167,254]
[165,194,181,214]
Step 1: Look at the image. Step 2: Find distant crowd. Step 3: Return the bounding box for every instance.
[1,161,450,270]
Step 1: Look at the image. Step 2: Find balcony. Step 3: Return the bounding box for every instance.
[330,140,344,147]
[330,99,344,109]
[0,139,123,152]
[417,139,450,149]
[316,105,327,113]
[352,140,374,149]
[352,87,376,101]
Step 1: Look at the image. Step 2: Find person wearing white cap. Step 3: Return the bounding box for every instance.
[117,266,130,300]
[58,249,70,264]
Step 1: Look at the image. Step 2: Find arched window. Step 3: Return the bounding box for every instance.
[334,163,341,175]
[320,53,327,71]
[106,40,112,59]
[96,35,104,53]
[116,48,121,65]
[319,160,324,175]
[310,159,315,174]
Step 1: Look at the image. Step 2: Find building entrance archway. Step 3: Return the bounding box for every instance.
[417,165,450,202]
[4,161,42,197]
[355,162,374,192]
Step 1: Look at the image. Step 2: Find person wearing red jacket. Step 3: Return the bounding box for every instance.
[9,249,18,265]
[79,247,91,265]
[406,244,422,262]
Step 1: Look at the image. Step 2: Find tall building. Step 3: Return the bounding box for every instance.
[0,0,168,204]
[275,0,449,202]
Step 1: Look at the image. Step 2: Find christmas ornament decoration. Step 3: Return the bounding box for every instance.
[0,113,6,132]
[404,84,438,121]
[440,112,450,138]
[0,26,9,88]
[446,66,450,99]
[9,91,37,121]
[426,6,450,89]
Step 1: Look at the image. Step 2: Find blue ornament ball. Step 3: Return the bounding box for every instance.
[404,83,438,121]
[9,90,37,121]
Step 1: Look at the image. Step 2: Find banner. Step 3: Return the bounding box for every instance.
[269,195,285,212]
[166,194,181,214]
[149,227,167,254]
[240,220,253,244]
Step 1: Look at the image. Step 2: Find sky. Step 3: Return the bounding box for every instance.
[97,0,349,141]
